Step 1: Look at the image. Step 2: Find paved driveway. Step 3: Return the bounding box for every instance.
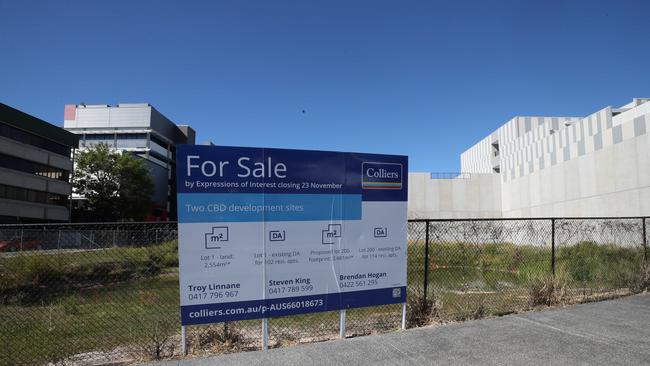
[152,293,650,366]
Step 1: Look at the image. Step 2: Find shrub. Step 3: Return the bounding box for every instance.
[629,264,650,293]
[528,275,568,307]
[23,255,64,286]
[451,294,486,321]
[407,294,439,328]
[142,320,175,360]
[195,322,243,348]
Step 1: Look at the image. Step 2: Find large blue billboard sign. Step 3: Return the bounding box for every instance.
[176,145,408,325]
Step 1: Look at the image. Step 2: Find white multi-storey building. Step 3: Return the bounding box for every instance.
[63,103,195,220]
[408,98,650,218]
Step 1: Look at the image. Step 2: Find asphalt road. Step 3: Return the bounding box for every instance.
[152,293,650,366]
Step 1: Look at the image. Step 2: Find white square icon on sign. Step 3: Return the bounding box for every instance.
[322,224,342,244]
[205,227,229,249]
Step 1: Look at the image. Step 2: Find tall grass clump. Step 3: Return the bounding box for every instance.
[557,241,644,289]
[528,275,569,306]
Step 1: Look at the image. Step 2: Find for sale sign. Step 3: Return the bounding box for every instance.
[176,145,407,326]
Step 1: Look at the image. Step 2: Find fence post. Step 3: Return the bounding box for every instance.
[424,220,430,304]
[643,217,647,263]
[551,218,556,277]
[180,325,187,355]
[20,227,24,251]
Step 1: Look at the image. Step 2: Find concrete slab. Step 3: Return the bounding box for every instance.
[149,294,650,366]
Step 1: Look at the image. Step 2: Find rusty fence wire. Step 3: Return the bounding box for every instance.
[1,218,648,365]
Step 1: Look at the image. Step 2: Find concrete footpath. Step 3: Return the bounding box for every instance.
[152,293,650,366]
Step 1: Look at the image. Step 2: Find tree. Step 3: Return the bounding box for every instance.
[73,143,154,221]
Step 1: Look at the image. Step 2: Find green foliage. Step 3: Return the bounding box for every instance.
[407,240,647,323]
[58,295,81,315]
[74,143,154,221]
[557,241,644,288]
[1,275,181,366]
[0,241,179,305]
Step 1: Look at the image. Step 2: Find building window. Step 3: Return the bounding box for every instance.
[83,133,115,147]
[491,141,500,157]
[85,134,115,140]
[0,153,70,182]
[150,133,169,148]
[0,121,71,156]
[116,133,147,140]
[0,183,69,207]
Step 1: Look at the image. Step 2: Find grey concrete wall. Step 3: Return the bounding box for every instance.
[408,173,502,219]
[500,107,650,217]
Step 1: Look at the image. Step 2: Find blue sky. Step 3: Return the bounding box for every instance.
[1,0,649,172]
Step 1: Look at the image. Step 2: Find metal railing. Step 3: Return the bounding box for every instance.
[0,218,648,365]
[429,172,473,179]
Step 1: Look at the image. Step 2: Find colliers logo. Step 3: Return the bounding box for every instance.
[362,162,403,189]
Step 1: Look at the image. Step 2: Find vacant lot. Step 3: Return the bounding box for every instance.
[1,239,647,365]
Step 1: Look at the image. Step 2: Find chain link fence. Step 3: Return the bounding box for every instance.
[1,218,648,365]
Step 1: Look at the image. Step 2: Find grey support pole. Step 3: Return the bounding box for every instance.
[262,318,269,350]
[180,325,187,355]
[339,309,346,338]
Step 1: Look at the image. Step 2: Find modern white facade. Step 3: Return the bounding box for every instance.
[63,103,195,220]
[408,98,650,218]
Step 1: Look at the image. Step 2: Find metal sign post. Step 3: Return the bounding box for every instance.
[339,309,346,338]
[262,318,269,350]
[180,325,187,355]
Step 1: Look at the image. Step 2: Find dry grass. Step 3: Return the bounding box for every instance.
[527,275,569,307]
